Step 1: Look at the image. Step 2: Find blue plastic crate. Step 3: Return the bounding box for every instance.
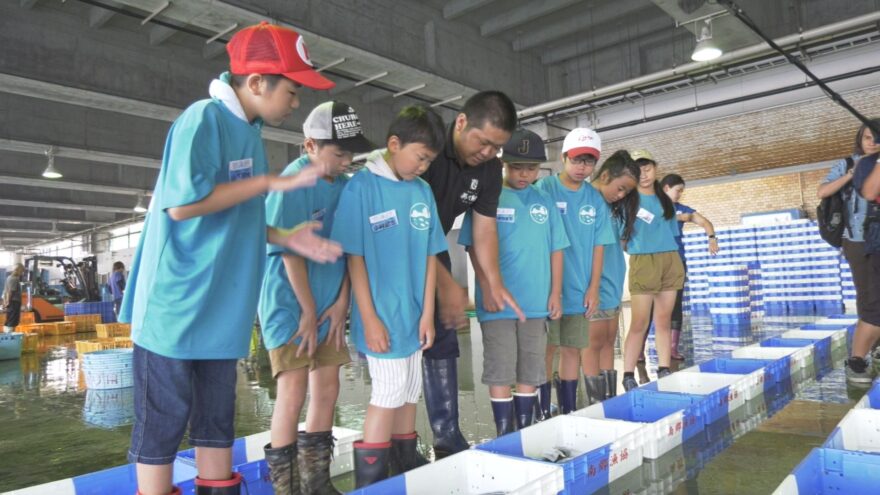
[640,372,748,424]
[855,382,880,409]
[760,337,830,375]
[475,415,644,495]
[773,448,880,494]
[691,357,784,393]
[573,389,706,459]
[824,409,880,453]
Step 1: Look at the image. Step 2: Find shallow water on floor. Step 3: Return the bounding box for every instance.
[0,312,866,493]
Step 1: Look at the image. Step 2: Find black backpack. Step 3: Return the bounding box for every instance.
[817,157,855,248]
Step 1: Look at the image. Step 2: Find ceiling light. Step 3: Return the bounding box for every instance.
[691,19,723,62]
[42,146,62,179]
[133,195,147,213]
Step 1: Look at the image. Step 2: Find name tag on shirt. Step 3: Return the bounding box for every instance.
[311,208,326,221]
[637,207,655,224]
[369,209,398,232]
[556,202,568,215]
[228,158,253,181]
[496,207,515,223]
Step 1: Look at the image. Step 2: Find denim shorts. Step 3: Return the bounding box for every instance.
[128,345,238,465]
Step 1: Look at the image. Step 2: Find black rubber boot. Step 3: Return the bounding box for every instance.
[353,441,390,488]
[601,369,618,399]
[490,397,516,437]
[583,375,606,405]
[513,392,537,430]
[298,431,341,494]
[558,379,578,414]
[264,442,300,495]
[536,382,553,421]
[422,357,469,457]
[195,472,242,495]
[389,432,430,475]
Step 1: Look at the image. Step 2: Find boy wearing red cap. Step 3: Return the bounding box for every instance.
[118,22,340,495]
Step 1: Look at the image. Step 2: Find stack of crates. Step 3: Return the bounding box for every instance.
[43,321,76,335]
[806,221,845,316]
[19,311,35,325]
[839,256,856,312]
[706,265,751,337]
[65,314,102,333]
[96,323,130,338]
[21,333,39,353]
[65,301,116,323]
[682,231,711,316]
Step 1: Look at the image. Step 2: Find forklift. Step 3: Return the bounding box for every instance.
[22,255,100,322]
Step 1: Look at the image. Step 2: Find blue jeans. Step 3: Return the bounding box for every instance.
[128,345,237,465]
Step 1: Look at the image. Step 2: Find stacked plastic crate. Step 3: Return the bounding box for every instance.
[805,221,845,316]
[682,231,712,316]
[706,265,752,337]
[755,223,792,316]
[839,255,856,312]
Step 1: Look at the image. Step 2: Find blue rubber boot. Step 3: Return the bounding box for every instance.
[422,358,469,457]
[490,397,516,437]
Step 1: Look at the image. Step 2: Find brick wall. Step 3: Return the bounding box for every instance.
[678,169,828,230]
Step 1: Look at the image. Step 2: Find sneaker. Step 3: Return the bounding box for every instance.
[845,357,873,384]
[872,349,880,376]
[622,376,639,392]
[657,368,672,379]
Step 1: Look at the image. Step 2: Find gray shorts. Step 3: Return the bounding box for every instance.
[480,318,547,387]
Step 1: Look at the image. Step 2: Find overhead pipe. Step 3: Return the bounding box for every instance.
[518,11,880,120]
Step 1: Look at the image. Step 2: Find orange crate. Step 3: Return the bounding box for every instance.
[96,323,131,338]
[65,314,102,333]
[16,323,49,335]
[19,312,35,324]
[113,337,133,348]
[21,333,39,353]
[0,314,5,326]
[75,338,120,356]
[44,321,76,335]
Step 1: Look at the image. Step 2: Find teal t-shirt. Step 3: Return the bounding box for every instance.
[458,185,570,322]
[119,94,268,360]
[536,175,615,315]
[330,167,447,359]
[599,215,626,310]
[627,192,680,254]
[257,156,348,350]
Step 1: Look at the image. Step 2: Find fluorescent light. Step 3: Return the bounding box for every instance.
[133,195,147,213]
[691,19,723,62]
[42,146,62,179]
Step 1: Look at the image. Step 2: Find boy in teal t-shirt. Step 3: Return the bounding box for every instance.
[535,127,615,414]
[118,23,342,495]
[257,101,372,493]
[330,106,448,488]
[459,128,569,436]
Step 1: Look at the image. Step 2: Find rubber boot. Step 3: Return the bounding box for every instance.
[583,375,606,405]
[298,431,340,495]
[670,329,685,360]
[490,397,516,437]
[264,443,300,495]
[389,432,430,475]
[601,369,618,399]
[513,392,537,430]
[558,379,578,414]
[422,358,469,457]
[195,472,242,495]
[353,442,390,488]
[536,382,552,421]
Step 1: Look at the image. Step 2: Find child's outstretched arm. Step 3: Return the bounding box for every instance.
[268,223,342,264]
[678,211,718,255]
[548,251,563,320]
[167,168,320,221]
[348,255,389,354]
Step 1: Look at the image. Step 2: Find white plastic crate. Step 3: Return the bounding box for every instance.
[813,316,858,326]
[781,329,846,352]
[349,449,565,495]
[730,345,813,381]
[824,409,880,453]
[476,415,644,494]
[680,363,765,401]
[642,372,748,421]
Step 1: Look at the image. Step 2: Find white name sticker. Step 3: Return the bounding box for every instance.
[228,158,253,181]
[556,201,568,215]
[496,207,515,223]
[369,209,398,232]
[637,207,655,224]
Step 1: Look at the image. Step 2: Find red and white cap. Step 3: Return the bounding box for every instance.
[226,22,334,90]
[562,127,601,160]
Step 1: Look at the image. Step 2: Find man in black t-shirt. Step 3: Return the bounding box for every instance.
[421,91,525,457]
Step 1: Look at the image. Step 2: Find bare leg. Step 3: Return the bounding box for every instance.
[391,403,417,436]
[363,405,396,443]
[651,291,677,368]
[851,320,880,358]
[195,447,233,481]
[623,294,654,372]
[559,346,581,380]
[599,316,620,370]
[135,464,174,495]
[305,365,341,433]
[271,368,308,447]
[489,385,512,399]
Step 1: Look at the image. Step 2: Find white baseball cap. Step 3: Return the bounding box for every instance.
[562,127,601,160]
[303,101,373,153]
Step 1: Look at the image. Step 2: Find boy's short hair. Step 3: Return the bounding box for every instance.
[462,91,517,133]
[113,261,125,271]
[387,105,446,153]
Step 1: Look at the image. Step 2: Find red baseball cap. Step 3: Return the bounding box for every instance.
[226,22,335,90]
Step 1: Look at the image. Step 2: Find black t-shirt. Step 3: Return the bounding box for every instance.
[422,124,503,235]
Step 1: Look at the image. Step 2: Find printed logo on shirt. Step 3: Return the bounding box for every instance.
[636,207,655,224]
[311,208,326,221]
[410,203,431,230]
[579,204,597,225]
[497,207,515,223]
[470,179,479,190]
[228,158,253,182]
[556,201,568,215]
[529,204,549,224]
[459,192,477,205]
[369,209,398,232]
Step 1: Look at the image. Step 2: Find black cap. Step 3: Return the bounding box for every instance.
[303,101,374,153]
[501,128,546,163]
